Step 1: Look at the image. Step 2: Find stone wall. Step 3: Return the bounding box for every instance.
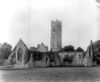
[72,52,84,66]
[26,54,50,68]
[59,52,84,66]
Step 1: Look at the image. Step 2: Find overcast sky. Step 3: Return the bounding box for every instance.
[0,0,98,50]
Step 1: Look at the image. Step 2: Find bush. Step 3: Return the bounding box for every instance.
[76,47,84,52]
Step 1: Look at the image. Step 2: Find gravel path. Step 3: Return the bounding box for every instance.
[0,67,100,82]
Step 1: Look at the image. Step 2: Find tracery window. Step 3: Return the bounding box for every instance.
[17,47,23,61]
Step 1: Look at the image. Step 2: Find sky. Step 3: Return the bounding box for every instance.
[0,0,98,50]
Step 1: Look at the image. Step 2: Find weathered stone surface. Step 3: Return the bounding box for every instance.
[37,43,48,52]
[58,52,74,66]
[82,41,93,67]
[27,54,34,68]
[27,53,50,67]
[82,56,92,67]
[50,62,56,66]
[51,20,62,51]
[59,56,64,65]
[34,54,50,67]
[8,51,16,66]
[54,55,61,66]
[8,39,28,68]
[73,52,84,66]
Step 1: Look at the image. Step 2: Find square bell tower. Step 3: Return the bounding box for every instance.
[50,20,62,52]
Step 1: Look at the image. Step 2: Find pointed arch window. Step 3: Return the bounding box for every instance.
[17,47,23,61]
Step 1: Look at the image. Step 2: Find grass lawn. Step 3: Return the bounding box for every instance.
[0,67,100,82]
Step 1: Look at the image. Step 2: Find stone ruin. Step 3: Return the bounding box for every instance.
[8,39,28,68]
[7,39,94,68]
[8,39,61,68]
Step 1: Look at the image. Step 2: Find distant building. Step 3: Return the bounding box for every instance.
[50,20,62,51]
[37,43,48,52]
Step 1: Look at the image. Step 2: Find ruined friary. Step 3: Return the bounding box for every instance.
[6,20,100,68]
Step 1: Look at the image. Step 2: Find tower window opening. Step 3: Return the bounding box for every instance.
[53,27,55,32]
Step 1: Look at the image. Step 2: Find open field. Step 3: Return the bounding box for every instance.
[0,67,100,82]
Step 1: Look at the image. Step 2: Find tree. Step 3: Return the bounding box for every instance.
[76,47,84,52]
[0,42,12,59]
[62,45,75,52]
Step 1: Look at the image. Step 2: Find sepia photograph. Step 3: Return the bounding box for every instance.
[0,0,100,82]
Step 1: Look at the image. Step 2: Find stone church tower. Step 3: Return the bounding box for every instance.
[50,20,62,51]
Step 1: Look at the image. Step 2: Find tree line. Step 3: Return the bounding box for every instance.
[0,42,12,59]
